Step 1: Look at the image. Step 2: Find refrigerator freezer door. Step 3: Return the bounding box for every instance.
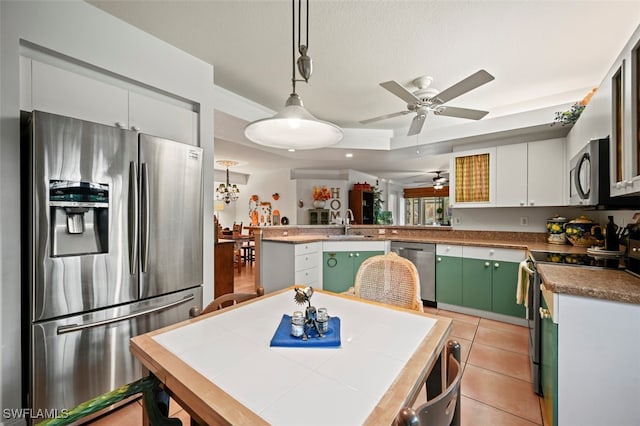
[30,287,202,416]
[138,134,203,299]
[29,111,138,321]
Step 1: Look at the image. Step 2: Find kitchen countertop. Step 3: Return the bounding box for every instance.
[260,229,640,304]
[261,234,589,254]
[538,263,640,304]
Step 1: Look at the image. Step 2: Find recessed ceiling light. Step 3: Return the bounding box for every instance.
[288,148,296,152]
[345,153,353,158]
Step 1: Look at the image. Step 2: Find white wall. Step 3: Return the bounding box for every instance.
[242,169,296,225]
[0,1,214,423]
[296,179,348,225]
[451,207,587,232]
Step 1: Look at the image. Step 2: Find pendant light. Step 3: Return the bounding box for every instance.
[244,0,343,150]
[215,160,240,204]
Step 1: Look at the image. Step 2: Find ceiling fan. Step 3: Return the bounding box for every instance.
[360,70,495,136]
[408,170,449,188]
[431,171,448,189]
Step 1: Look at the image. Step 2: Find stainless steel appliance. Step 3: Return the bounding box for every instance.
[21,111,203,420]
[390,242,436,303]
[569,137,640,207]
[627,237,640,277]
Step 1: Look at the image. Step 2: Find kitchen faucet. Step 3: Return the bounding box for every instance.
[345,209,355,235]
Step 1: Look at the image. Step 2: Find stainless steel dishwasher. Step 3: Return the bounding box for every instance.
[390,241,436,303]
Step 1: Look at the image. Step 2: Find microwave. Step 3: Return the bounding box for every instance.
[569,137,640,208]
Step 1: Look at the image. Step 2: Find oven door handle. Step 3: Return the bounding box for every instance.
[56,294,195,335]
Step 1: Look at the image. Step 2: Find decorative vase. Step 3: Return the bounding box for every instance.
[313,200,325,208]
[546,216,568,245]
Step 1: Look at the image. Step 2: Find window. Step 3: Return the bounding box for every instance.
[455,153,490,202]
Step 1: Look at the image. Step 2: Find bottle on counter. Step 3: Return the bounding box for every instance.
[605,216,618,251]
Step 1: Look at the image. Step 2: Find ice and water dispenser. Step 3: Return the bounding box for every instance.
[49,180,109,256]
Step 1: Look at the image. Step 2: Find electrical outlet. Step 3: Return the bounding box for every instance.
[391,229,399,234]
[453,217,461,225]
[283,231,288,236]
[520,216,529,226]
[378,229,386,235]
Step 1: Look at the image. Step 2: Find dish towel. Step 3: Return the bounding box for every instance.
[270,314,341,348]
[516,260,534,306]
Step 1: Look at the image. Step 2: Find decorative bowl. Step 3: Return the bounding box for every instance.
[564,215,602,247]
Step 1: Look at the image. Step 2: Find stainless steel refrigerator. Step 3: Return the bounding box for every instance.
[21,111,203,418]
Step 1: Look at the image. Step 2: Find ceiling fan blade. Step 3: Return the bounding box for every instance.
[359,110,411,124]
[380,80,421,104]
[432,69,495,105]
[407,113,427,136]
[435,106,489,120]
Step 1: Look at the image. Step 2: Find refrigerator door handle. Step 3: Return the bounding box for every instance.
[141,163,150,273]
[128,161,139,275]
[56,294,195,335]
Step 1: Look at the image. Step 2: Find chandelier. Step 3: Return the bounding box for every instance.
[244,0,343,150]
[215,160,240,204]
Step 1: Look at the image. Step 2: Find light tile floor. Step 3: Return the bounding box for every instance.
[86,264,544,425]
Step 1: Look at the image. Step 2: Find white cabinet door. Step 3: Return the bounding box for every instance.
[527,138,565,206]
[495,139,565,207]
[129,92,197,145]
[496,143,527,207]
[31,60,128,128]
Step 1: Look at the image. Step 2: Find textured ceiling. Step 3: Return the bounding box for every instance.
[88,0,640,184]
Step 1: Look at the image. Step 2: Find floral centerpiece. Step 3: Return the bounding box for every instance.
[312,185,331,207]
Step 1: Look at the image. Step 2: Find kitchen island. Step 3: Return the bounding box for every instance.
[537,264,640,426]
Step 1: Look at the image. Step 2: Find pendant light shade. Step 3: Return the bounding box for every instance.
[244,0,343,150]
[244,93,343,150]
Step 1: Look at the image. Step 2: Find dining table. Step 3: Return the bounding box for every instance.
[130,287,452,425]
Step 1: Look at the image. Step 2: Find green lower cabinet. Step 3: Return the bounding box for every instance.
[491,261,526,317]
[461,258,493,311]
[322,251,383,293]
[435,255,463,305]
[541,296,558,426]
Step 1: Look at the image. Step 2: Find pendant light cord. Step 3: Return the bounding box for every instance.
[291,0,310,94]
[291,0,296,94]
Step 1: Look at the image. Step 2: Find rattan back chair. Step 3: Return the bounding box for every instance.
[353,252,422,311]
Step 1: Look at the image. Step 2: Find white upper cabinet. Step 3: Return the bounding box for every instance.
[31,60,128,128]
[497,139,565,207]
[496,143,528,206]
[129,92,197,146]
[27,59,197,145]
[527,139,565,206]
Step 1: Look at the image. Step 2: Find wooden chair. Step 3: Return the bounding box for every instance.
[353,252,422,311]
[395,340,463,426]
[200,287,264,315]
[232,221,243,236]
